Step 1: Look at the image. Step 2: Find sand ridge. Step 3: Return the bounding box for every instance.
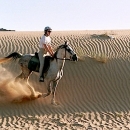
[0,30,130,129]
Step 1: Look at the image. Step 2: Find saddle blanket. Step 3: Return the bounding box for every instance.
[28,54,53,73]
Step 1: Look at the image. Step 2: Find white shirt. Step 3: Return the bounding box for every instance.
[39,35,51,48]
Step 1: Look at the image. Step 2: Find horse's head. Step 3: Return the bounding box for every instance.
[60,41,78,61]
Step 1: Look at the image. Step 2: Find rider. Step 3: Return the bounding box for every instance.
[38,26,54,82]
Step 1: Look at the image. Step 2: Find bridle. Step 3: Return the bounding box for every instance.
[55,44,73,61]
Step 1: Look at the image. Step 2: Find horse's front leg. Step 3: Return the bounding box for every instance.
[51,80,59,105]
[43,81,52,98]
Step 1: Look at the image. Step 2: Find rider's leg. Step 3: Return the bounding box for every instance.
[38,48,45,82]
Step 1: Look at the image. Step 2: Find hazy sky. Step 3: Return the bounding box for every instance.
[1,0,130,31]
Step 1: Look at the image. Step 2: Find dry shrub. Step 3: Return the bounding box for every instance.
[76,47,86,61]
[91,52,108,63]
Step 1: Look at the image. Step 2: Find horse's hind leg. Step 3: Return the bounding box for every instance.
[22,67,42,99]
[15,64,25,82]
[15,72,24,82]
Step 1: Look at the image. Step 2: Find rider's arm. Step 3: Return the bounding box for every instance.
[48,45,54,55]
[43,44,53,56]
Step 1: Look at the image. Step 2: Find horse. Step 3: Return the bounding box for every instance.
[0,42,78,105]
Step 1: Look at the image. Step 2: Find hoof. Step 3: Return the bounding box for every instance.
[36,92,42,98]
[51,101,60,106]
[42,93,50,98]
[30,92,42,100]
[37,94,42,98]
[43,93,47,98]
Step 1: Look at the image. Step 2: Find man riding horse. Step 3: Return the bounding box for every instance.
[0,41,78,105]
[38,26,54,82]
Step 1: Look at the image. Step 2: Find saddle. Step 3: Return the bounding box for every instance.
[28,52,53,74]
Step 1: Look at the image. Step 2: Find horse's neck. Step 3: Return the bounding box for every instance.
[55,49,65,70]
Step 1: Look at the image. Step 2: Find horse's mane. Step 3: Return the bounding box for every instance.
[53,44,65,58]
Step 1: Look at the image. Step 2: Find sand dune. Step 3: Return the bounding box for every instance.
[0,30,130,129]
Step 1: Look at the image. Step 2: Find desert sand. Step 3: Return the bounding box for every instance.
[0,30,130,129]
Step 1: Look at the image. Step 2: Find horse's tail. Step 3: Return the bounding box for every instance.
[0,52,22,63]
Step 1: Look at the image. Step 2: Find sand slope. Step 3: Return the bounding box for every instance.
[0,30,130,129]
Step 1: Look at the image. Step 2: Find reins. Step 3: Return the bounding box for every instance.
[55,57,70,60]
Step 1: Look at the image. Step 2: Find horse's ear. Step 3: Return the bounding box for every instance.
[65,41,68,45]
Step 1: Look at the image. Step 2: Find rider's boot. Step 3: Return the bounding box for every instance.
[39,70,44,82]
[39,76,44,82]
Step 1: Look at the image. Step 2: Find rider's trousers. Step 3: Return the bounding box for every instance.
[38,48,46,78]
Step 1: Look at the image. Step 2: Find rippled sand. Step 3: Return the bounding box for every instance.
[0,30,130,129]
